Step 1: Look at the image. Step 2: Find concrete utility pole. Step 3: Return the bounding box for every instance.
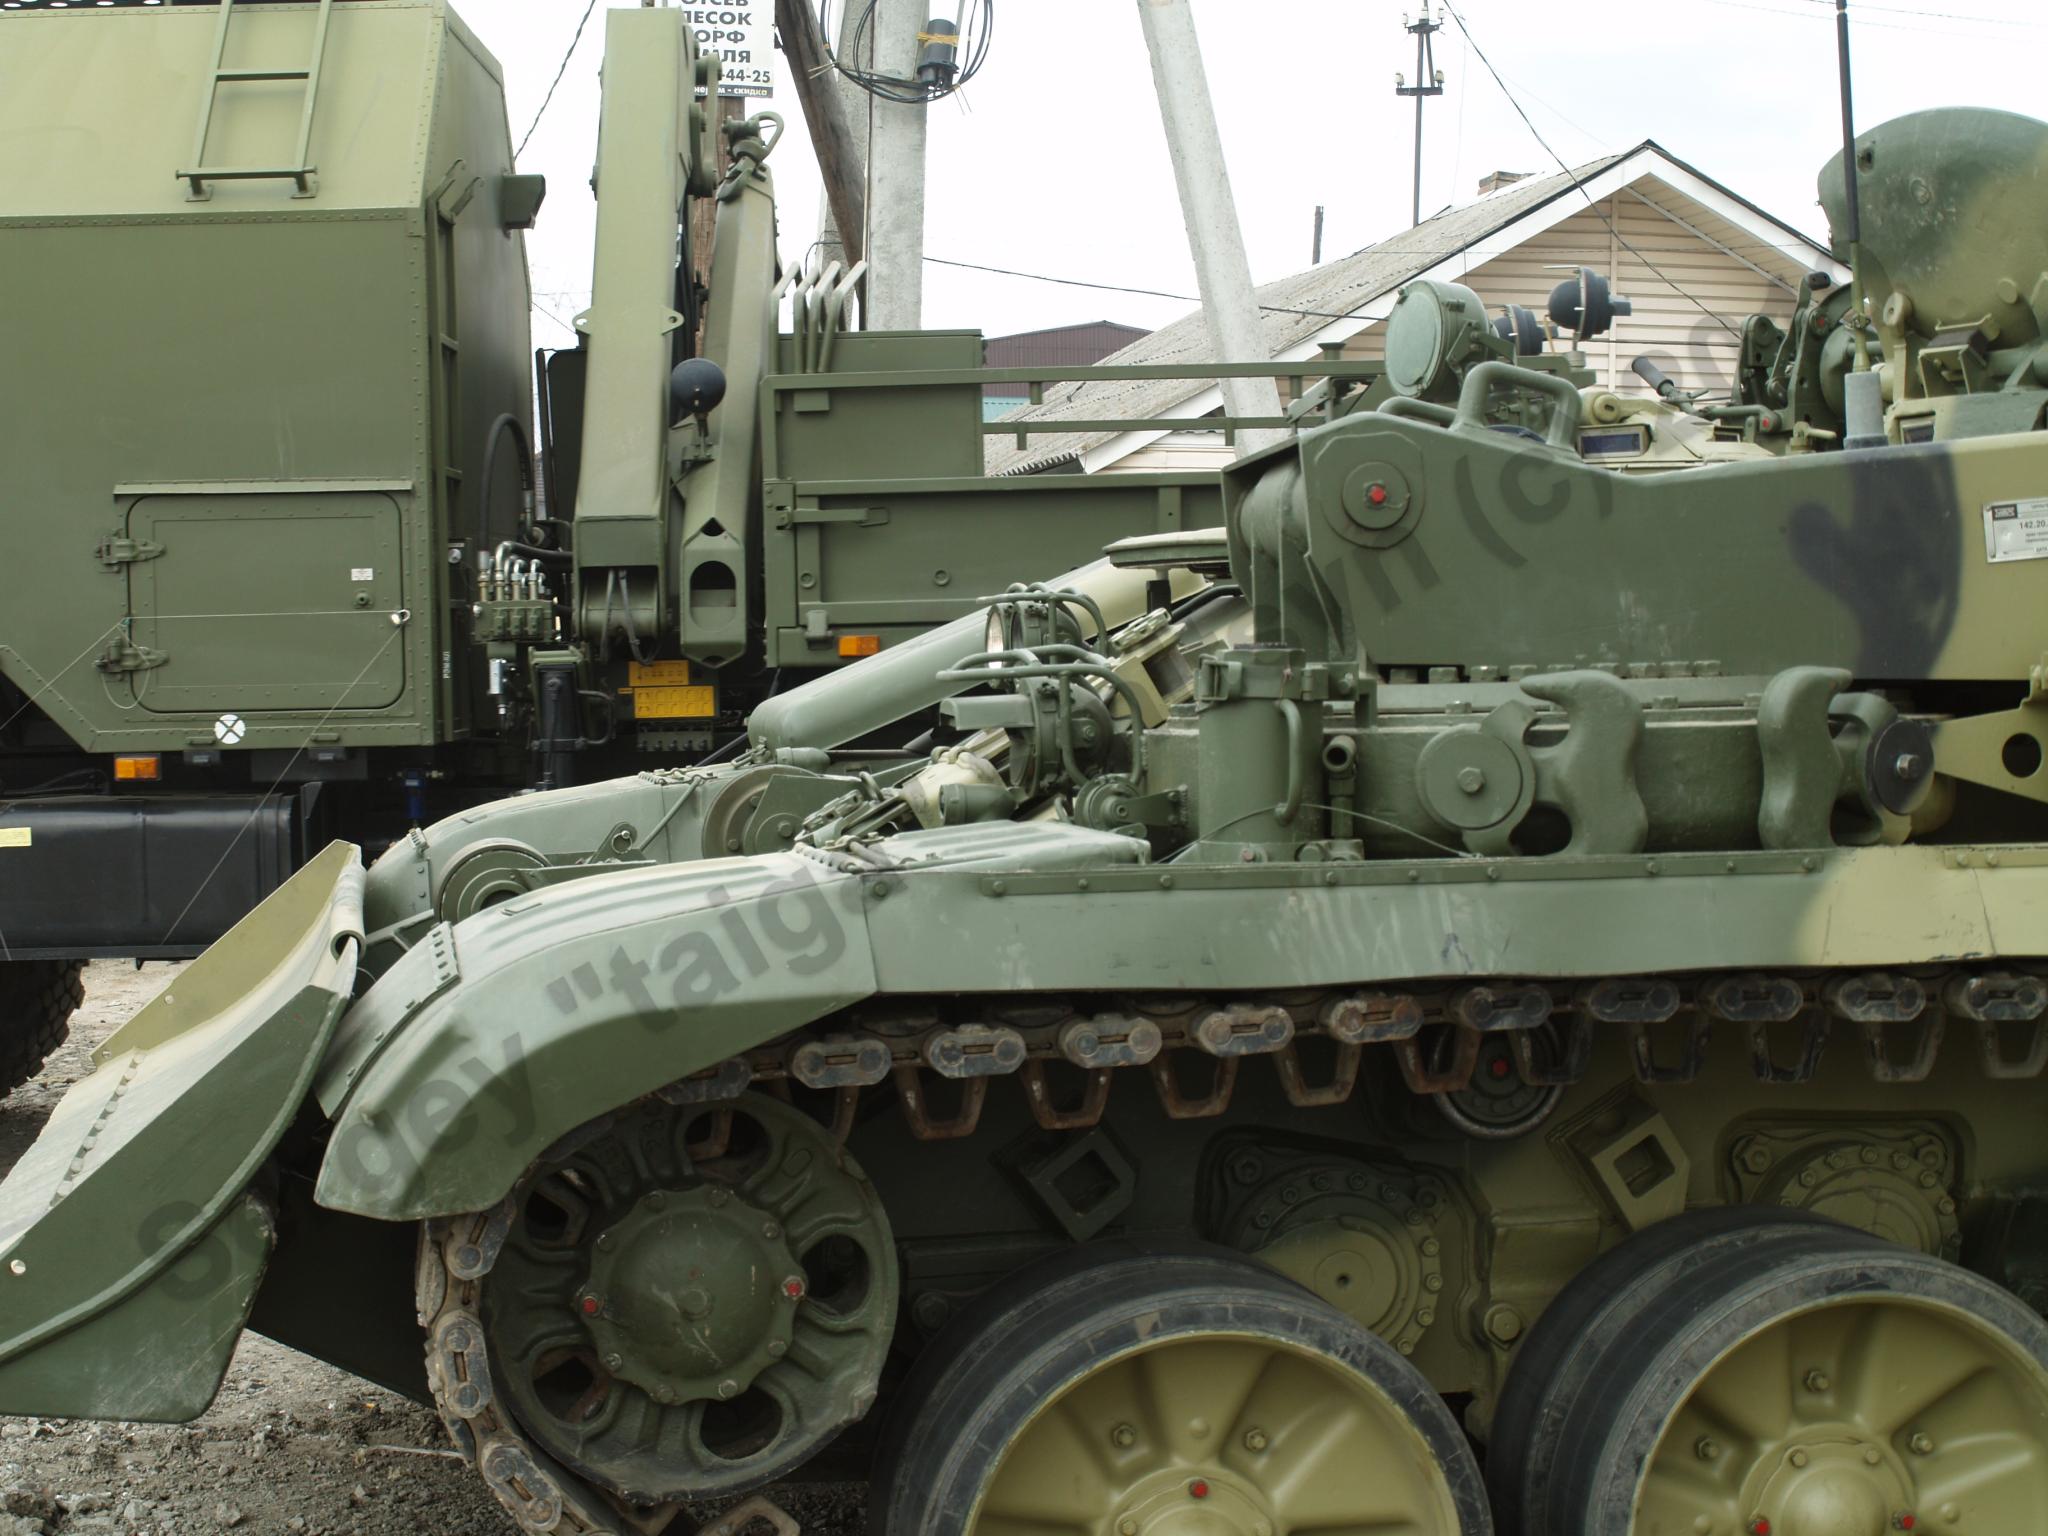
[865,0,929,328]
[1395,2,1445,227]
[1136,0,1284,449]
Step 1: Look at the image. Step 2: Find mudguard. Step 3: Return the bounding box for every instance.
[0,841,363,1421]
[313,850,875,1221]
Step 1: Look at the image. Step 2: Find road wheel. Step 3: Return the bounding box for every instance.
[871,1241,1490,1536]
[418,1092,897,1533]
[1543,1230,2048,1536]
[0,960,83,1096]
[1487,1206,1878,1536]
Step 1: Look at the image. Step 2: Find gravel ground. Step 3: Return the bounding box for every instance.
[0,963,865,1536]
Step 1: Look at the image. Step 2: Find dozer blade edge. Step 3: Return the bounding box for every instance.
[0,841,364,1422]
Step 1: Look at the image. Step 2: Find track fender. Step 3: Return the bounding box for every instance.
[0,841,364,1421]
[314,851,876,1222]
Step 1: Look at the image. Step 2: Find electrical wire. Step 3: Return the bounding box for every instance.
[1437,0,1743,340]
[924,256,1379,323]
[516,0,601,160]
[820,0,992,104]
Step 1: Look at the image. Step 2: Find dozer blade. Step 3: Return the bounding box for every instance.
[0,841,364,1421]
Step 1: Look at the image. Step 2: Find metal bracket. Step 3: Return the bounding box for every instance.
[96,534,164,569]
[95,636,168,674]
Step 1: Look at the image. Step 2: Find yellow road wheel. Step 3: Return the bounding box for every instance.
[1542,1235,2048,1536]
[870,1243,1490,1536]
[1487,1208,1875,1536]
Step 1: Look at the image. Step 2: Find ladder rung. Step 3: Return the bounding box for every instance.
[216,68,313,83]
[179,166,316,182]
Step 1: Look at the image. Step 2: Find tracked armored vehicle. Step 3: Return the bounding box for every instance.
[6,102,2048,1536]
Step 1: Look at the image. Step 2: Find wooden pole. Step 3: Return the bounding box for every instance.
[775,0,867,272]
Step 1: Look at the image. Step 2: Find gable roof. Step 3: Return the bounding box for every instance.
[988,141,1838,476]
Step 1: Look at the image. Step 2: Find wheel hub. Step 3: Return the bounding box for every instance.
[581,1182,803,1404]
[1114,1467,1274,1536]
[1743,1432,1907,1536]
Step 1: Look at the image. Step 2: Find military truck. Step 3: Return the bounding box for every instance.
[1,98,2047,1535]
[0,0,1417,1085]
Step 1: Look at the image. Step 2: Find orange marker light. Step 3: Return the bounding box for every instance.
[838,634,881,658]
[113,754,161,782]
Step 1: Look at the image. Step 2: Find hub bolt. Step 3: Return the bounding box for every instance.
[1894,1515,1917,1531]
[1695,1437,1720,1461]
[1112,1424,1137,1449]
[1804,1370,1831,1392]
[717,1378,740,1400]
[1790,1449,1810,1468]
[763,1220,780,1240]
[1909,1432,1935,1456]
[578,1293,603,1317]
[604,1353,624,1371]
[1864,1448,1883,1466]
[1457,766,1487,794]
[1188,1480,1211,1500]
[1118,1521,1138,1536]
[782,1275,807,1301]
[1244,1429,1268,1452]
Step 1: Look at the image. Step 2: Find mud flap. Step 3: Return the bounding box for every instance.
[0,841,365,1421]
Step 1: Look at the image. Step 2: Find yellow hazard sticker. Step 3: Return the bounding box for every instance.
[627,659,693,687]
[633,685,716,719]
[0,828,29,848]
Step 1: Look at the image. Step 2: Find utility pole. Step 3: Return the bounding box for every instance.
[1136,0,1284,451]
[1312,204,1325,264]
[777,0,866,274]
[865,0,928,328]
[1395,1,1444,227]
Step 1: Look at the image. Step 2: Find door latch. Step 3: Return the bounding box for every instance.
[96,534,165,569]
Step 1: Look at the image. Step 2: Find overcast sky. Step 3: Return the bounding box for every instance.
[464,0,2048,351]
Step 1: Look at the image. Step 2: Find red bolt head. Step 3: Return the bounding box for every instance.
[1749,1521,1772,1536]
[782,1275,807,1300]
[1367,482,1389,506]
[1489,1055,1511,1079]
[1894,1517,1917,1532]
[579,1294,602,1316]
[1188,1479,1211,1500]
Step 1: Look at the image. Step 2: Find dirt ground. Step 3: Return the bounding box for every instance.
[0,962,865,1536]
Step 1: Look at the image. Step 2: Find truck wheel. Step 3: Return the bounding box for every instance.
[0,960,84,1096]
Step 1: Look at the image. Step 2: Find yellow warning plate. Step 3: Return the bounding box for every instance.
[633,685,716,719]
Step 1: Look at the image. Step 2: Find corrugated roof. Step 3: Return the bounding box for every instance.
[985,147,1638,475]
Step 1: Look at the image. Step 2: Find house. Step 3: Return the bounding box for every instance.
[990,142,1846,476]
[982,321,1149,420]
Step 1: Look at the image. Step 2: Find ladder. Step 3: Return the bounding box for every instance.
[178,0,336,201]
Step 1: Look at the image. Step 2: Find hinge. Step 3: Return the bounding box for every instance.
[97,534,165,569]
[96,637,168,674]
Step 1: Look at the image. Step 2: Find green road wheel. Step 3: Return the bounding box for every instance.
[453,1093,896,1510]
[1546,1236,2048,1536]
[871,1243,1490,1536]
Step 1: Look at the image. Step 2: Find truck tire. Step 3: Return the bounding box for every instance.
[0,960,84,1096]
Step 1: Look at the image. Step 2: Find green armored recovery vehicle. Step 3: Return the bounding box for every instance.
[13,59,2048,1536]
[3,0,1414,1085]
